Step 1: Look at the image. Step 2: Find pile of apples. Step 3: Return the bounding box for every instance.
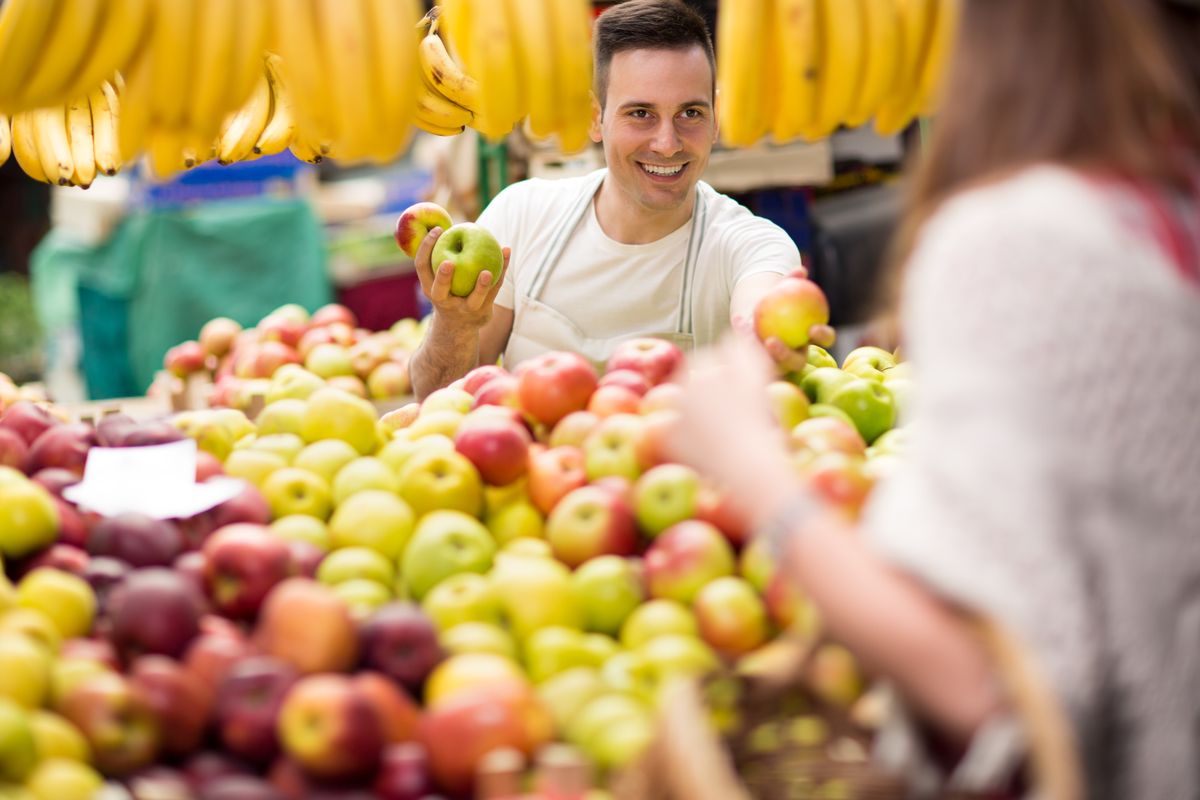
[161,302,426,414]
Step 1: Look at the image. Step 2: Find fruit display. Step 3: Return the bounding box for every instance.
[717,0,959,145]
[159,303,425,414]
[0,266,910,794]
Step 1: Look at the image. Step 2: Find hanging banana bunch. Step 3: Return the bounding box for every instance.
[717,0,959,147]
[8,80,121,188]
[0,115,10,168]
[0,0,151,114]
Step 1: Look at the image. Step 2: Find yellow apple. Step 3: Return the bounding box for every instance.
[293,438,360,485]
[332,457,400,505]
[328,490,415,560]
[300,387,380,455]
[16,569,96,640]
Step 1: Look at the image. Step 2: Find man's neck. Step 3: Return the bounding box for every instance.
[593,179,695,244]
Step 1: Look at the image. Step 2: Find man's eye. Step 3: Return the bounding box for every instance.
[683,108,703,119]
[630,109,650,119]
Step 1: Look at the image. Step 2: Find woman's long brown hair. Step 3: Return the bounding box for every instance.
[878,0,1200,339]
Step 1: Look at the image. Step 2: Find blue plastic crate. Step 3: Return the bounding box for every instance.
[130,151,316,210]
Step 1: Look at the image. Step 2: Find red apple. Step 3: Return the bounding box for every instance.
[215,656,300,765]
[203,524,296,620]
[254,579,360,674]
[639,381,684,414]
[310,303,357,330]
[633,408,678,468]
[643,521,736,604]
[692,576,770,656]
[107,567,207,659]
[196,450,225,482]
[94,413,139,447]
[597,368,652,397]
[285,539,325,579]
[547,410,600,449]
[210,484,273,529]
[259,315,308,350]
[129,654,212,758]
[526,445,587,516]
[394,201,454,259]
[184,629,254,707]
[789,416,867,457]
[25,423,96,476]
[693,483,749,548]
[60,671,160,776]
[545,485,638,568]
[31,466,81,497]
[200,317,243,358]
[165,340,209,378]
[359,603,445,694]
[296,326,335,360]
[88,513,186,568]
[373,741,434,800]
[183,750,257,793]
[81,556,132,613]
[249,341,303,379]
[753,275,830,350]
[122,420,188,448]
[52,497,90,549]
[14,542,89,578]
[462,365,508,397]
[277,674,385,781]
[0,401,60,446]
[352,671,422,745]
[0,427,29,472]
[454,414,532,487]
[515,352,598,428]
[801,451,873,518]
[586,384,642,418]
[606,338,685,387]
[472,374,521,410]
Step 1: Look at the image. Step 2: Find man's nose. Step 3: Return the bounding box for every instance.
[650,118,683,155]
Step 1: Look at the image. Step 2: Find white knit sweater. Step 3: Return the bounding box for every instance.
[862,166,1200,799]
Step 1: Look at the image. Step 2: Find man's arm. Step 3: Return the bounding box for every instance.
[407,228,513,400]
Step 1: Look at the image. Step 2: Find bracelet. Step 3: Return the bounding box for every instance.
[756,490,824,565]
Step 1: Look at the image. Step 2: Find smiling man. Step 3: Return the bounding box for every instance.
[408,0,803,399]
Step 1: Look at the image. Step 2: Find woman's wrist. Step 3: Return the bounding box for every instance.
[755,488,825,565]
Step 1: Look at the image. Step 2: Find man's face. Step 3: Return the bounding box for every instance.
[592,46,718,215]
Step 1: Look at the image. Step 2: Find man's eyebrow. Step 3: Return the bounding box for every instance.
[616,99,713,111]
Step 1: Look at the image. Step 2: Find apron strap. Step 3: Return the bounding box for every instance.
[678,187,709,335]
[528,170,608,299]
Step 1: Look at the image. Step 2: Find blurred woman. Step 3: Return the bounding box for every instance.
[666,1,1200,797]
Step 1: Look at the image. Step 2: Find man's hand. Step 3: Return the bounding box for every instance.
[731,315,836,375]
[415,227,510,330]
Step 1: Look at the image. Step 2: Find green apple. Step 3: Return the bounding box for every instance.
[799,367,855,404]
[328,489,415,560]
[0,481,59,560]
[571,556,644,636]
[265,366,326,404]
[269,514,332,550]
[489,552,583,639]
[486,499,545,546]
[807,345,838,369]
[869,427,910,457]
[841,345,897,374]
[566,693,651,755]
[583,414,647,482]
[24,757,103,800]
[523,626,599,683]
[396,449,484,519]
[249,432,306,463]
[882,377,914,422]
[585,711,656,772]
[293,438,361,485]
[638,633,720,683]
[766,380,809,430]
[15,569,96,640]
[316,546,396,588]
[430,222,504,298]
[440,621,518,661]
[378,433,456,475]
[331,578,393,621]
[580,633,621,665]
[619,599,698,649]
[499,537,554,560]
[0,698,37,782]
[535,667,607,732]
[332,456,400,505]
[421,573,502,631]
[401,511,495,600]
[599,651,655,704]
[631,464,699,537]
[0,633,52,708]
[300,387,381,456]
[421,387,474,416]
[223,448,288,488]
[827,378,897,444]
[255,398,308,437]
[261,467,333,520]
[804,403,859,431]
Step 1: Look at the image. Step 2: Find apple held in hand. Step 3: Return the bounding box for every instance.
[430,222,504,298]
[394,202,454,259]
[754,275,831,350]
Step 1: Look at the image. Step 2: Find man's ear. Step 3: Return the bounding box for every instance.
[589,91,603,142]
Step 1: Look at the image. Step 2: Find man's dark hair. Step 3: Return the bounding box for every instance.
[593,0,716,111]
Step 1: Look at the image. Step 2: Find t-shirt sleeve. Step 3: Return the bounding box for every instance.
[477,184,524,310]
[718,207,802,289]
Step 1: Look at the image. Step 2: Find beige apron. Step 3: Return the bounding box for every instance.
[504,170,710,370]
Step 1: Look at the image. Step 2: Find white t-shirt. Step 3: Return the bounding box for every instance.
[479,169,800,361]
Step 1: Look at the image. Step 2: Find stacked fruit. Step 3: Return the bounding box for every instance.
[161,303,425,415]
[717,0,959,145]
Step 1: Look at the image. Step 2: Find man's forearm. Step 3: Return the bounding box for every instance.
[409,315,481,400]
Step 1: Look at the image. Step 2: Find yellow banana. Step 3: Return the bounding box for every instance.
[118,52,154,162]
[33,107,75,186]
[64,0,152,103]
[716,0,773,147]
[288,136,325,164]
[546,0,593,154]
[915,0,960,116]
[254,54,296,156]
[0,115,9,167]
[228,0,269,114]
[0,0,60,110]
[845,0,902,127]
[271,0,335,143]
[505,0,557,140]
[436,0,471,66]
[419,26,482,116]
[416,83,474,131]
[146,127,186,181]
[771,0,819,143]
[19,0,104,109]
[364,0,421,163]
[90,82,121,176]
[466,0,523,142]
[67,96,97,189]
[10,113,48,182]
[216,71,272,165]
[414,116,466,137]
[150,0,196,130]
[315,0,376,162]
[810,0,866,138]
[187,0,238,141]
[874,0,937,135]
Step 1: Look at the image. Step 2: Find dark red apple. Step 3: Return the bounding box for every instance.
[129,654,213,757]
[0,400,60,446]
[359,603,445,693]
[81,555,132,613]
[198,775,288,800]
[184,629,254,707]
[59,671,160,776]
[0,427,29,472]
[107,567,206,659]
[95,413,139,447]
[14,542,89,578]
[183,750,257,793]
[30,466,81,496]
[353,672,421,745]
[285,539,325,579]
[203,524,296,619]
[27,422,97,475]
[88,513,186,568]
[214,656,300,765]
[373,741,435,800]
[121,420,188,447]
